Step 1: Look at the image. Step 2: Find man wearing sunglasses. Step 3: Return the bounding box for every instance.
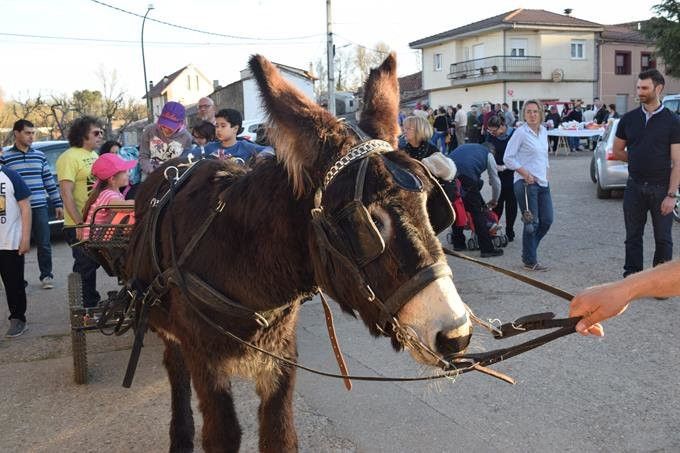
[56,116,103,308]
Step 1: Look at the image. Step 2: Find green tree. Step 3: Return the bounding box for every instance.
[642,0,680,77]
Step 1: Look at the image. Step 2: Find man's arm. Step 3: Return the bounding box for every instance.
[138,126,154,176]
[18,198,31,255]
[59,180,82,225]
[486,153,501,204]
[569,260,680,336]
[612,137,628,162]
[42,158,64,219]
[661,143,680,215]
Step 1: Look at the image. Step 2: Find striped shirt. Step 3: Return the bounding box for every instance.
[82,188,125,240]
[2,145,63,209]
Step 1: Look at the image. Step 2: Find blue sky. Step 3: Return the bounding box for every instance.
[0,0,660,101]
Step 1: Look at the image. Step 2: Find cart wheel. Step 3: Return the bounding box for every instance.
[68,273,88,385]
[501,234,509,247]
[492,236,502,248]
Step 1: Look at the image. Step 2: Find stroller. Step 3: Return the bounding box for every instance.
[446,179,509,250]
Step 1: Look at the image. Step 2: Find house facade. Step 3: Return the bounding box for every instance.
[410,9,603,112]
[207,62,315,124]
[599,23,680,113]
[144,64,213,121]
[410,10,680,115]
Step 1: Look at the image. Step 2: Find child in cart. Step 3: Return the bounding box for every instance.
[80,153,136,241]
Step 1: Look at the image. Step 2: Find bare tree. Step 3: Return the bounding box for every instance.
[355,42,391,85]
[113,97,147,141]
[97,66,125,138]
[48,94,73,139]
[11,94,46,122]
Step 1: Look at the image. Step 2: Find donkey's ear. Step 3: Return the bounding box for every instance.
[249,55,337,197]
[358,52,400,149]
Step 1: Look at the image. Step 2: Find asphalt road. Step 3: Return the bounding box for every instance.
[1,151,678,452]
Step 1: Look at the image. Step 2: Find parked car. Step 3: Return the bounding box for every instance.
[2,140,70,234]
[662,94,680,115]
[237,120,263,143]
[590,119,628,199]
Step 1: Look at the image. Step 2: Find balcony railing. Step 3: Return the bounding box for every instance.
[448,55,541,82]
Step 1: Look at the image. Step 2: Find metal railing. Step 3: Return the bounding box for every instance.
[448,55,541,79]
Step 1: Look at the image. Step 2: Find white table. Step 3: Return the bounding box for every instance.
[547,128,605,155]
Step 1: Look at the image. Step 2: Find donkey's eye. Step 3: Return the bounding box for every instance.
[371,215,384,231]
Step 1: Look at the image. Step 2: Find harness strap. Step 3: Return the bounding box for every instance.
[320,291,352,391]
[380,263,452,326]
[442,247,574,301]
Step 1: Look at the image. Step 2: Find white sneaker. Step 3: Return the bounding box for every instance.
[41,277,54,290]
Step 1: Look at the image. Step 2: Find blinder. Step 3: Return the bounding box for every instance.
[321,200,385,267]
[381,155,455,235]
[424,170,455,235]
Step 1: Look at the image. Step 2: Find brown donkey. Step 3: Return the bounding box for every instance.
[126,54,472,452]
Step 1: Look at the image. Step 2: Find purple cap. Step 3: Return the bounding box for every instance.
[158,101,186,131]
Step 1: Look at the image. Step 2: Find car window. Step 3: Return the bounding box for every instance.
[663,99,680,115]
[37,144,69,174]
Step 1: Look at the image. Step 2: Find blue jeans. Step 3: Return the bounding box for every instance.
[31,206,53,280]
[63,228,101,308]
[514,181,553,266]
[567,137,580,151]
[622,178,673,277]
[432,131,446,153]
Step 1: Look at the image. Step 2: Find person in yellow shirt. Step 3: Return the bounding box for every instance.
[56,116,102,308]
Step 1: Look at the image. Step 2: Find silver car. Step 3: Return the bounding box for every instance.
[590,119,628,199]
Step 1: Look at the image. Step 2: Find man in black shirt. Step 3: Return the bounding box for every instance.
[614,69,680,277]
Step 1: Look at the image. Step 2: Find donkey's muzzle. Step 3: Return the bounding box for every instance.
[436,332,472,356]
[435,315,472,356]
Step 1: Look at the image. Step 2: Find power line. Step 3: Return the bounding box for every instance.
[0,31,321,47]
[88,0,323,42]
[334,34,391,54]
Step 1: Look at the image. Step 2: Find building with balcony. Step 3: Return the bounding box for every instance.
[409,9,603,112]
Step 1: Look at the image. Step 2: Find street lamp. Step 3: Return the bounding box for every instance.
[141,3,154,122]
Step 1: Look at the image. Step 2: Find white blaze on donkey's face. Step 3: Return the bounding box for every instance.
[397,274,471,366]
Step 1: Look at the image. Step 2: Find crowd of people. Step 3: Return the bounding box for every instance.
[399,68,680,335]
[0,97,275,337]
[1,68,678,339]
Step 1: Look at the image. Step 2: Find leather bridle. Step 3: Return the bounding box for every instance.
[310,124,462,334]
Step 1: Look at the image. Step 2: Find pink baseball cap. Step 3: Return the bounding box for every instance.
[92,153,137,181]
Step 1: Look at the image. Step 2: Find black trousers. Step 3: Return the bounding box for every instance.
[450,177,495,252]
[64,228,101,308]
[493,171,517,238]
[0,250,27,322]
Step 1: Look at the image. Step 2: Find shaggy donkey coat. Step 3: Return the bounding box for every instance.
[126,53,471,452]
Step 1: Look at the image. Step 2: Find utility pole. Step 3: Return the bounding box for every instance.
[326,0,335,115]
[141,3,154,122]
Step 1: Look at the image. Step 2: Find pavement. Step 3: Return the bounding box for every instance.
[1,151,679,452]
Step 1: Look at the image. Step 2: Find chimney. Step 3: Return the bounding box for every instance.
[149,81,154,90]
[564,8,572,16]
[213,80,220,89]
